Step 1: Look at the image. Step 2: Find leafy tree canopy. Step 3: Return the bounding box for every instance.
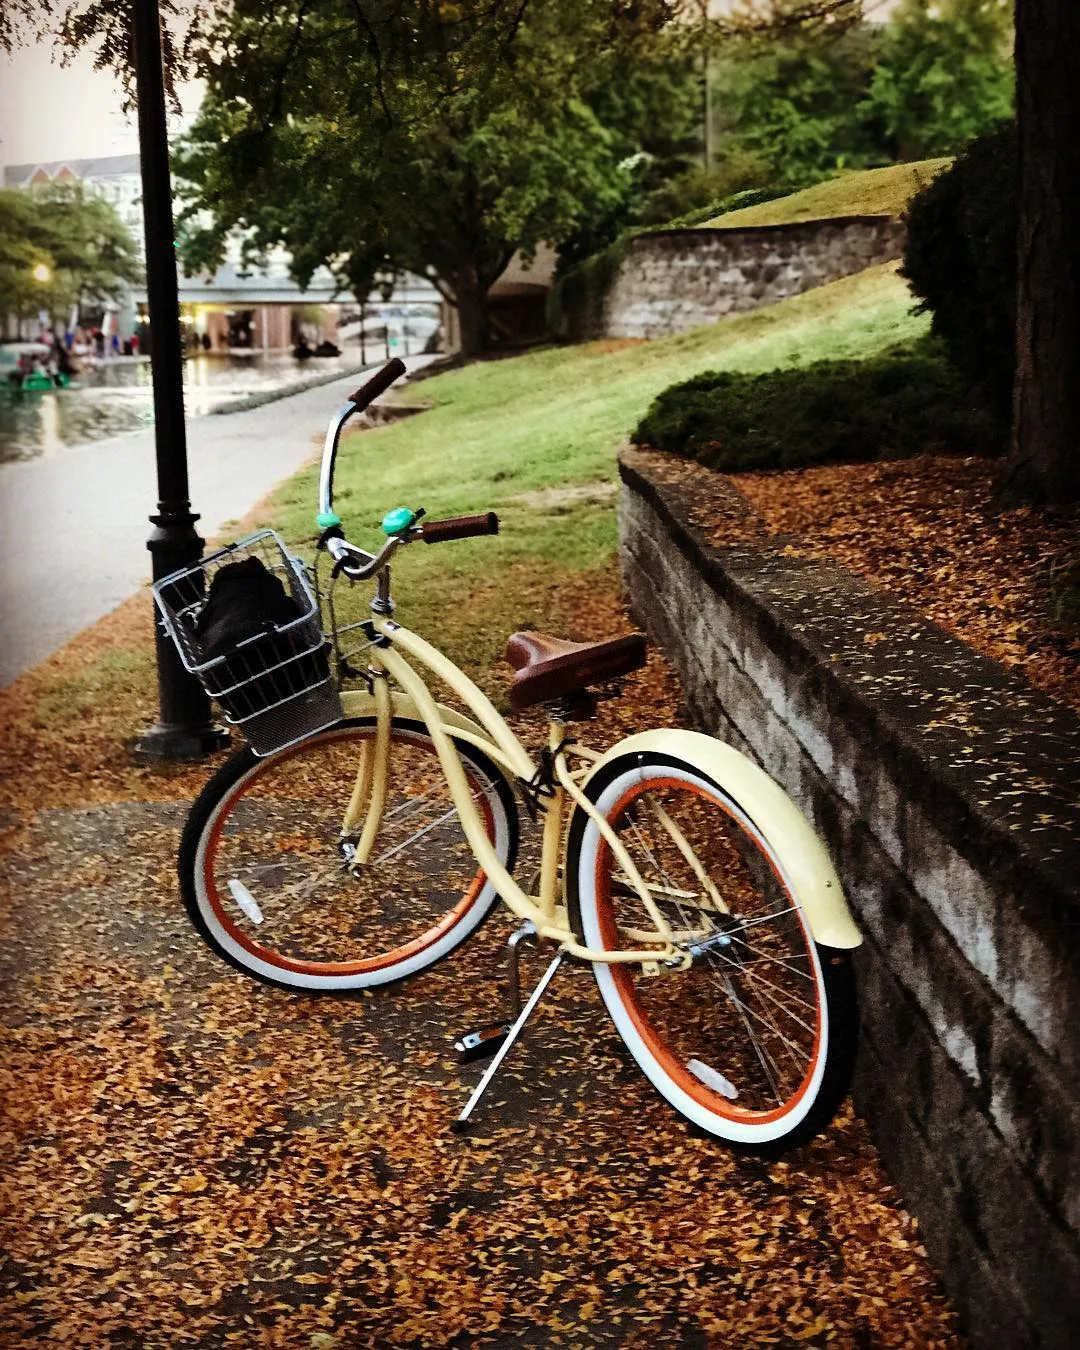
[860,0,1013,161]
[711,0,1013,189]
[2,2,866,355]
[175,0,691,353]
[0,2,863,88]
[713,23,878,187]
[0,184,142,326]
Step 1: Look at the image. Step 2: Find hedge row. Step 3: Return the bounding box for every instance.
[631,336,1004,473]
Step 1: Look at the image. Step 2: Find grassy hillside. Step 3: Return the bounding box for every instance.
[699,160,952,230]
[262,262,925,689]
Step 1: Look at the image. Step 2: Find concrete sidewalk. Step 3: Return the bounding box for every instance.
[0,356,436,686]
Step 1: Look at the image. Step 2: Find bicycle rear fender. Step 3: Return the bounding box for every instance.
[573,728,861,950]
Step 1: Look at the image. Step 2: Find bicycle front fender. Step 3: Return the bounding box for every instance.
[574,728,861,951]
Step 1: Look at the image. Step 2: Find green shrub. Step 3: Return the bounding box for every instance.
[548,235,632,341]
[636,157,774,229]
[901,124,1017,422]
[660,186,789,231]
[631,335,1004,472]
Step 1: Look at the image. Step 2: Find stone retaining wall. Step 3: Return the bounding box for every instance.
[557,217,905,341]
[617,446,1080,1349]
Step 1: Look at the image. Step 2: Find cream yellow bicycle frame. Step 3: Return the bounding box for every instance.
[335,615,861,966]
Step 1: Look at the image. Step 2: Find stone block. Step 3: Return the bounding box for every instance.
[900,802,1001,988]
[856,955,1080,1349]
[988,1004,1080,1235]
[856,1031,1035,1347]
[995,905,1080,1083]
[591,217,908,339]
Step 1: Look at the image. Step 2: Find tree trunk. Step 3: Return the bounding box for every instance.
[453,266,490,358]
[1005,0,1080,504]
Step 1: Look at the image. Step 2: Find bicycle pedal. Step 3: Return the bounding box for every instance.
[454,1024,511,1064]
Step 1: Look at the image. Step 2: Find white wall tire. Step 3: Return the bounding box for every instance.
[179,718,518,991]
[566,750,857,1153]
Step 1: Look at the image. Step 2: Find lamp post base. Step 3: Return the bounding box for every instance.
[136,509,227,764]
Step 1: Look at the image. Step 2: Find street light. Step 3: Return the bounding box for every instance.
[32,262,52,284]
[131,0,227,762]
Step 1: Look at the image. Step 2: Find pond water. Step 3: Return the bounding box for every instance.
[0,352,362,464]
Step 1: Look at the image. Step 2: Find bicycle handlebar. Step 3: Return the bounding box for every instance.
[347,357,406,410]
[316,361,497,580]
[318,359,405,536]
[419,512,499,543]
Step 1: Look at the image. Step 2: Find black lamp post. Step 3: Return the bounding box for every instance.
[131,0,227,761]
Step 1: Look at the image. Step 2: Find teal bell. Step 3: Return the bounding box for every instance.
[381,507,417,535]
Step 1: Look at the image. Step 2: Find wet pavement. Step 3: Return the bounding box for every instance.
[0,356,436,687]
[0,352,376,464]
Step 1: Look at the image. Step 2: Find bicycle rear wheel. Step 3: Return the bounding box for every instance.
[179,717,518,991]
[567,751,856,1153]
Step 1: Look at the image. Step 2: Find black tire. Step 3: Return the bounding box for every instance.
[566,751,857,1154]
[179,717,518,991]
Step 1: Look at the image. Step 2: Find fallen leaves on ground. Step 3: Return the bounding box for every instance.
[0,569,962,1346]
[728,455,1080,715]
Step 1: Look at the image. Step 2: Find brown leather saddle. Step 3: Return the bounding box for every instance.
[505,630,647,711]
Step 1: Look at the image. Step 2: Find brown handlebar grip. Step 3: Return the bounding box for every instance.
[348,357,406,410]
[419,512,500,543]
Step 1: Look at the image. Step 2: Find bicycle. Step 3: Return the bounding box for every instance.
[156,359,862,1155]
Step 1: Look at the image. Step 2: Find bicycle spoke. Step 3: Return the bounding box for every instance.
[739,972,817,1042]
[722,977,809,1070]
[731,964,817,1021]
[190,722,514,986]
[729,935,817,983]
[721,973,786,1104]
[690,940,818,1021]
[374,787,487,865]
[381,782,444,823]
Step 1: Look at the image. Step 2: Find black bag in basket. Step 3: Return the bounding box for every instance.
[196,557,302,658]
[194,557,329,718]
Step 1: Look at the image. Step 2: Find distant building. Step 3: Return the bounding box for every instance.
[4,153,145,247]
[161,255,443,356]
[4,154,444,353]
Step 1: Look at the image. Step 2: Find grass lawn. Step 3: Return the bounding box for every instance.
[700,160,952,230]
[258,262,926,690]
[11,260,927,782]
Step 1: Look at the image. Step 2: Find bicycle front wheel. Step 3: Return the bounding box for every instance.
[179,717,518,991]
[567,751,856,1153]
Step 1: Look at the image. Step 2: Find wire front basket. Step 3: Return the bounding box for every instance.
[153,531,344,756]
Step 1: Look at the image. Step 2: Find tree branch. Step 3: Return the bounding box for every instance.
[503,0,532,53]
[269,0,312,123]
[349,0,394,126]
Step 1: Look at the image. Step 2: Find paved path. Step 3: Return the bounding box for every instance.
[0,357,434,686]
[0,795,960,1345]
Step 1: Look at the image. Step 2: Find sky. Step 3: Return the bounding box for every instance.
[0,35,201,171]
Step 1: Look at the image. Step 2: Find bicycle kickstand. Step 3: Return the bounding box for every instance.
[453,919,538,1063]
[451,941,565,1134]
